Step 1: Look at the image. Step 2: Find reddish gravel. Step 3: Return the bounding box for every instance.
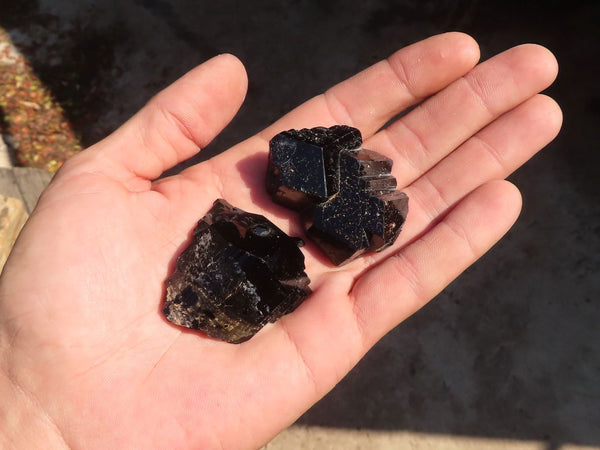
[0,26,81,173]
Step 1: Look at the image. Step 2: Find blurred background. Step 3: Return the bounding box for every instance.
[0,1,598,448]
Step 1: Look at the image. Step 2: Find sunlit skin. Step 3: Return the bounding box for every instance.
[0,33,561,449]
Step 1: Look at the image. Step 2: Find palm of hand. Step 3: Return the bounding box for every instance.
[0,33,560,449]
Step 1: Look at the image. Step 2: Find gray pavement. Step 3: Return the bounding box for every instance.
[1,1,598,448]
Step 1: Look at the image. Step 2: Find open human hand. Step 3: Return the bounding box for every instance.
[0,33,561,449]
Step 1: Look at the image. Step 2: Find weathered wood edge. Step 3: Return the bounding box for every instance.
[0,167,52,272]
[12,167,53,213]
[0,195,28,272]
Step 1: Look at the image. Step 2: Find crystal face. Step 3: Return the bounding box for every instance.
[163,199,311,344]
[266,125,362,209]
[266,125,408,265]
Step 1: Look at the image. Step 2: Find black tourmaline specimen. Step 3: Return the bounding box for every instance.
[163,199,311,343]
[267,125,408,266]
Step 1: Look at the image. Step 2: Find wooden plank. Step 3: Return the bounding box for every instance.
[0,136,13,168]
[12,167,53,213]
[0,195,28,272]
[0,167,51,271]
[0,168,21,200]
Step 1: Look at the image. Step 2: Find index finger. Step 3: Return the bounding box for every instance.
[258,32,480,141]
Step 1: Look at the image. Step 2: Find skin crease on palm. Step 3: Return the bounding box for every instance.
[0,33,561,449]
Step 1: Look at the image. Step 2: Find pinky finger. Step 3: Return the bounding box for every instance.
[351,179,522,349]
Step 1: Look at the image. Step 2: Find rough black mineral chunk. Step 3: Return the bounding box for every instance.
[267,125,408,266]
[162,199,311,344]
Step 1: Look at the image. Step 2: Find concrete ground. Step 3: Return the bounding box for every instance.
[0,1,598,448]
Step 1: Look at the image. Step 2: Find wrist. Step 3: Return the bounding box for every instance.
[0,366,69,449]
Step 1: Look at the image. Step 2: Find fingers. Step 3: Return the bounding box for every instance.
[261,180,522,398]
[63,54,248,185]
[258,32,480,140]
[404,94,562,235]
[351,180,523,348]
[366,44,558,188]
[351,93,561,276]
[204,32,480,212]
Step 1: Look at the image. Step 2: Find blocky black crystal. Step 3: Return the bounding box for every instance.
[162,199,311,344]
[267,125,408,265]
[266,125,362,210]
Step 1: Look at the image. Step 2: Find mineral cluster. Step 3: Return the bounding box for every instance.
[266,125,408,265]
[163,199,311,343]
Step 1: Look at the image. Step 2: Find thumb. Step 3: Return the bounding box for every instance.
[59,54,248,186]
